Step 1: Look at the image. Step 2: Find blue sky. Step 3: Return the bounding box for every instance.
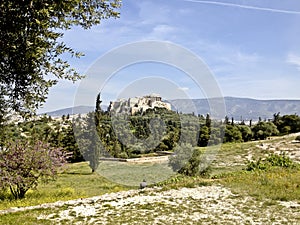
[39,0,300,113]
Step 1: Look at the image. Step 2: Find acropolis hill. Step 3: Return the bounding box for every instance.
[108,94,171,115]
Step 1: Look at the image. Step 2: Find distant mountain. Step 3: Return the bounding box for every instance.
[40,106,95,117]
[168,97,300,121]
[42,97,300,120]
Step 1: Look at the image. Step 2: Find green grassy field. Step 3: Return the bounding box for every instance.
[97,161,175,186]
[0,162,130,210]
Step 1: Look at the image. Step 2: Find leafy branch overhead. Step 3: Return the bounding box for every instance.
[0,0,121,116]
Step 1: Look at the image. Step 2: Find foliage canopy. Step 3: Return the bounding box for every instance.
[0,0,121,118]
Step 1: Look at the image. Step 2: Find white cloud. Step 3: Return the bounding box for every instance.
[187,39,261,76]
[152,25,176,34]
[178,8,194,15]
[234,51,260,64]
[137,1,171,25]
[185,0,300,15]
[220,76,300,100]
[148,24,178,40]
[178,87,189,91]
[286,53,300,70]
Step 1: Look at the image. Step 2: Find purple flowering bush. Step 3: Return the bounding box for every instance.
[0,141,69,199]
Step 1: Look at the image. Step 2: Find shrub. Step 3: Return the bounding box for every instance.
[179,147,202,176]
[266,152,296,168]
[246,153,298,171]
[245,158,269,171]
[169,143,193,174]
[55,187,75,197]
[169,144,211,177]
[119,151,129,159]
[0,141,69,199]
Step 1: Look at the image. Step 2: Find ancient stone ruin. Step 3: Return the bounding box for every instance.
[108,94,171,115]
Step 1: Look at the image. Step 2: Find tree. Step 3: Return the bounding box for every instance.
[111,140,122,157]
[60,125,84,163]
[252,121,279,140]
[224,116,230,125]
[169,143,194,174]
[224,125,243,143]
[76,112,102,173]
[179,148,202,176]
[210,126,223,145]
[95,92,102,114]
[238,125,253,142]
[0,141,68,199]
[0,1,121,118]
[169,144,209,177]
[279,114,300,134]
[273,112,281,127]
[198,125,210,147]
[205,114,211,128]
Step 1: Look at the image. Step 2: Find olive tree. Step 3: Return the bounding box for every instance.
[0,0,121,118]
[0,141,69,199]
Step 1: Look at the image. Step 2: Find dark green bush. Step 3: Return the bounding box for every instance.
[246,153,298,171]
[245,158,269,171]
[266,153,296,168]
[169,144,211,177]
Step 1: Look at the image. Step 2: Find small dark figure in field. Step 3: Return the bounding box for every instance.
[140,179,147,189]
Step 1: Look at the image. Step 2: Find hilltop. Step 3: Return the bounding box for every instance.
[108,94,171,115]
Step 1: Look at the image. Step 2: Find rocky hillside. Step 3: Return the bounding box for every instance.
[168,97,300,120]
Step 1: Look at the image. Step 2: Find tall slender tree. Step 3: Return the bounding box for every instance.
[95,92,102,114]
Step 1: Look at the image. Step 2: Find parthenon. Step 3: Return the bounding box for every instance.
[108,94,171,115]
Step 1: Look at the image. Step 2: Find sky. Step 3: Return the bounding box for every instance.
[38,0,300,113]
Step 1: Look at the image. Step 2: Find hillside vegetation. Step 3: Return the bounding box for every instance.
[2,108,299,163]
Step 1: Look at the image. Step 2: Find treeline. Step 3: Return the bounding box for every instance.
[0,114,83,163]
[1,108,300,163]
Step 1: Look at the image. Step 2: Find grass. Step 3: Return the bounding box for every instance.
[97,161,175,186]
[218,168,300,202]
[0,208,55,225]
[154,174,213,191]
[0,162,130,210]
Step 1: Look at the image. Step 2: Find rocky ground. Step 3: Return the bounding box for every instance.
[1,185,299,224]
[256,133,300,163]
